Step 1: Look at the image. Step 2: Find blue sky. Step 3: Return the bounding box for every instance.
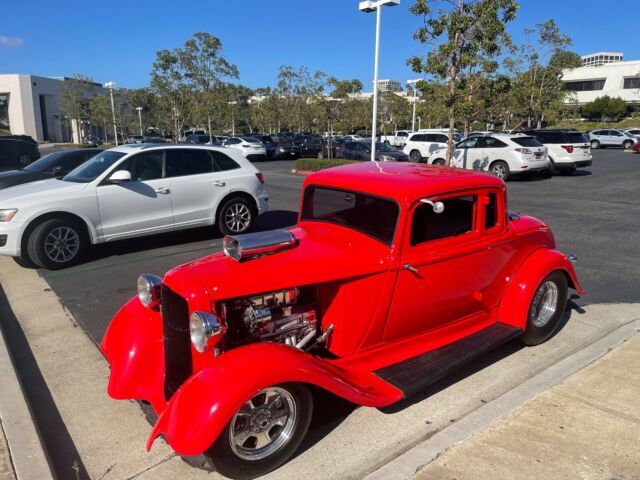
[1,0,637,90]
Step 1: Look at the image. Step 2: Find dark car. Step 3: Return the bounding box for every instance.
[0,136,40,170]
[273,142,301,159]
[250,134,277,158]
[84,135,103,147]
[0,148,101,190]
[342,141,409,162]
[185,134,220,145]
[295,135,339,158]
[143,136,166,144]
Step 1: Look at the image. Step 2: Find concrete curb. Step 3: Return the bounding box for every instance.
[364,317,640,480]
[0,322,53,480]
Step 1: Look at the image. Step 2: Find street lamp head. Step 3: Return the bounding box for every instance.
[136,106,143,112]
[104,81,116,88]
[359,0,399,12]
[406,79,422,85]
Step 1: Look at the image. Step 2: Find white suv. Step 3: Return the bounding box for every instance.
[588,129,636,149]
[522,130,592,174]
[0,145,269,269]
[402,130,449,162]
[426,134,549,180]
[224,136,267,161]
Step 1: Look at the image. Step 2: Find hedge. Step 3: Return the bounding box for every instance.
[293,158,359,172]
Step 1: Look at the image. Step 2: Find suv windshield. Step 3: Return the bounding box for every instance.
[301,186,399,245]
[63,150,126,183]
[23,151,66,172]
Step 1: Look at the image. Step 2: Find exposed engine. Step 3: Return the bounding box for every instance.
[218,288,318,350]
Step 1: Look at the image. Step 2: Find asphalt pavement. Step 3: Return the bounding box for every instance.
[37,148,640,344]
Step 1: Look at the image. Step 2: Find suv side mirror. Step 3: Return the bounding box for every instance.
[109,170,132,183]
[420,199,445,213]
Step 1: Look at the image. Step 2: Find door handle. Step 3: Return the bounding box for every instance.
[154,187,170,194]
[213,181,226,187]
[403,263,420,275]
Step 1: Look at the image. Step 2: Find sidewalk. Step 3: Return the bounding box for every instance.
[0,420,15,480]
[412,333,640,480]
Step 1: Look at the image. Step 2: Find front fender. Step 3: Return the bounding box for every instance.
[147,343,402,456]
[101,297,167,413]
[498,248,584,329]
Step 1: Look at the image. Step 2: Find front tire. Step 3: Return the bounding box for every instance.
[489,160,510,180]
[590,140,600,149]
[623,140,634,150]
[217,196,255,236]
[409,150,422,163]
[26,218,87,269]
[207,384,313,480]
[520,271,568,346]
[17,153,33,167]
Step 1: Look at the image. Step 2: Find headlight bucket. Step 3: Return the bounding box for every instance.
[0,209,18,222]
[190,311,226,353]
[137,274,162,308]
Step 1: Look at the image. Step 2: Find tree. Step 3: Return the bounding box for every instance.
[89,95,111,141]
[408,0,517,165]
[581,96,627,120]
[179,32,239,141]
[59,74,95,143]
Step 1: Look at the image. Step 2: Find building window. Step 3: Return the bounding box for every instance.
[0,93,9,132]
[623,77,640,89]
[564,80,606,92]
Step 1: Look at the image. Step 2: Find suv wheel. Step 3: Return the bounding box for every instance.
[17,153,32,167]
[409,150,422,163]
[489,161,510,180]
[207,384,312,479]
[27,218,87,269]
[590,140,600,149]
[623,140,634,150]
[218,196,255,236]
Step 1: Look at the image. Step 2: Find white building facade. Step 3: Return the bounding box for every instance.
[562,53,640,105]
[0,74,105,143]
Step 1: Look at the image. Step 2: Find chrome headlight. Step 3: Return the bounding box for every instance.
[137,274,162,308]
[190,311,226,353]
[0,209,18,222]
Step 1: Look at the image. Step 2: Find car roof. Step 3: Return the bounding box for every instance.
[108,144,227,153]
[304,162,503,207]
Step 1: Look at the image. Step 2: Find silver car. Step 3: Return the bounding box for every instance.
[588,129,636,149]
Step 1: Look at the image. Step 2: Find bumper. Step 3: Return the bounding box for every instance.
[0,221,23,257]
[515,159,550,173]
[246,153,267,161]
[257,189,269,214]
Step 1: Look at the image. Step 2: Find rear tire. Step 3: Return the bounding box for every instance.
[520,271,568,346]
[217,196,255,236]
[26,218,88,270]
[317,151,324,159]
[590,140,600,149]
[207,383,313,480]
[17,153,32,168]
[623,140,634,150]
[489,160,510,181]
[409,150,422,163]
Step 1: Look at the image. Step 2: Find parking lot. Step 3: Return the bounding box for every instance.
[33,148,640,346]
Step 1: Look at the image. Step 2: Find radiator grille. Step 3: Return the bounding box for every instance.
[161,284,193,400]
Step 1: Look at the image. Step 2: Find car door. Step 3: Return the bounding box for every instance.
[166,148,228,229]
[477,137,509,171]
[608,130,624,146]
[357,142,370,160]
[96,149,174,240]
[384,193,488,341]
[450,136,480,169]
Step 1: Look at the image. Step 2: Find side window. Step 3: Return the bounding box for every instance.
[484,137,507,148]
[410,134,425,142]
[210,151,240,171]
[56,152,89,174]
[484,193,498,229]
[411,196,476,245]
[119,150,164,181]
[398,131,408,137]
[610,130,622,137]
[425,134,436,142]
[458,137,479,149]
[435,134,448,143]
[166,149,213,178]
[226,138,241,145]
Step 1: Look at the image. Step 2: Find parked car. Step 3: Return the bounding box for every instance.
[0,145,269,269]
[185,134,221,145]
[294,135,337,158]
[633,141,640,153]
[181,129,207,142]
[250,135,277,159]
[101,161,583,479]
[126,135,146,144]
[403,130,450,162]
[588,129,636,149]
[380,130,411,148]
[624,128,640,140]
[84,135,103,147]
[224,136,267,161]
[0,148,101,190]
[341,141,409,161]
[342,134,366,142]
[144,136,166,144]
[272,142,300,160]
[427,134,549,180]
[521,129,591,174]
[0,136,40,169]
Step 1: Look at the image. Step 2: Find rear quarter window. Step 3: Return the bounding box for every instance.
[511,137,543,147]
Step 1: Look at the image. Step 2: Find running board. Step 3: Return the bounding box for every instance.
[374,323,522,398]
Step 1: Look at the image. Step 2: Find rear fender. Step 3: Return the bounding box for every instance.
[147,343,402,456]
[497,248,584,329]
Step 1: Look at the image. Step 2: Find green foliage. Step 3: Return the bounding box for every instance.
[581,96,628,120]
[293,159,359,172]
[59,74,96,142]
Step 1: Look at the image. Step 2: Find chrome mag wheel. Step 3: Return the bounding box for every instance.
[44,226,80,263]
[491,163,508,179]
[229,387,297,461]
[224,203,251,233]
[530,280,559,328]
[18,153,32,166]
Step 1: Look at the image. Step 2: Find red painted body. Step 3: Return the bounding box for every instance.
[101,162,583,458]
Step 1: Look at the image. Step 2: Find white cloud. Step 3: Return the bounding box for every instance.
[0,35,24,48]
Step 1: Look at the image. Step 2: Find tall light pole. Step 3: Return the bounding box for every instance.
[228,101,237,137]
[359,0,400,161]
[407,78,421,132]
[136,106,143,135]
[104,81,118,146]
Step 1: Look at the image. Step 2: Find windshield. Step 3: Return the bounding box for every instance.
[63,151,126,183]
[240,136,260,143]
[301,186,399,246]
[23,151,66,172]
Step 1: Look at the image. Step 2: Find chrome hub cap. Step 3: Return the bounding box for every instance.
[229,387,296,461]
[492,164,507,179]
[18,154,31,166]
[44,227,80,263]
[530,280,558,327]
[224,203,251,233]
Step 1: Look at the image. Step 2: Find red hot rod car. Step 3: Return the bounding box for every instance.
[101,162,583,479]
